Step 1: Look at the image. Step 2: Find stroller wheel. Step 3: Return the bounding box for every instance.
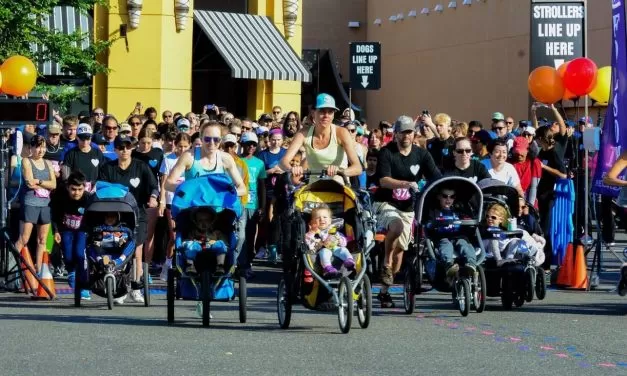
[277,278,292,329]
[143,262,151,307]
[456,278,471,317]
[357,274,372,329]
[338,276,354,334]
[403,266,416,314]
[238,276,247,323]
[535,267,547,300]
[474,265,486,313]
[525,268,535,303]
[501,276,513,310]
[201,270,211,327]
[167,268,175,323]
[106,277,114,310]
[74,273,82,308]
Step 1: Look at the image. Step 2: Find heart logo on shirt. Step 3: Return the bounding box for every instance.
[410,164,420,175]
[468,176,478,183]
[91,159,99,167]
[148,160,157,168]
[129,178,140,188]
[78,208,84,214]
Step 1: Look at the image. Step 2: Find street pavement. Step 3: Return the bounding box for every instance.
[1,235,627,376]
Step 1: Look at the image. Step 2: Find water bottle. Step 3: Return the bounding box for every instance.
[507,218,517,231]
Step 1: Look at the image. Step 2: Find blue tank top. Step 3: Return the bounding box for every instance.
[185,147,224,180]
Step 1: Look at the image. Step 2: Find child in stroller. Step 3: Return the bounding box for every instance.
[427,185,477,281]
[180,207,229,276]
[483,202,546,267]
[305,205,356,278]
[89,212,134,268]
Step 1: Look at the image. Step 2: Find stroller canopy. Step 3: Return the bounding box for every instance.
[83,181,139,230]
[171,173,243,219]
[416,176,484,223]
[293,179,359,216]
[478,179,520,218]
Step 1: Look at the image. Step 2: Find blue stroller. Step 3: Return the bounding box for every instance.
[166,174,246,327]
[75,182,150,310]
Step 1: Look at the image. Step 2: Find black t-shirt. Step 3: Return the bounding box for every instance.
[132,148,164,180]
[50,189,90,233]
[553,132,568,161]
[366,172,379,189]
[63,146,106,188]
[537,148,565,198]
[427,136,455,170]
[444,160,490,182]
[374,142,441,211]
[98,159,158,208]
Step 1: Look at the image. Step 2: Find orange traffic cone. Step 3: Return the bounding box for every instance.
[20,247,39,293]
[556,243,574,288]
[571,244,589,290]
[34,252,56,299]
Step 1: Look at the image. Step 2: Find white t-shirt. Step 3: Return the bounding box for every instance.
[482,160,520,188]
[159,153,184,205]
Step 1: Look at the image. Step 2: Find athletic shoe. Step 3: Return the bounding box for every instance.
[343,259,356,270]
[380,266,394,287]
[80,290,92,300]
[196,301,214,319]
[67,271,76,289]
[268,246,277,264]
[113,294,127,305]
[323,265,339,278]
[128,289,144,303]
[255,247,267,259]
[160,258,172,281]
[377,292,395,308]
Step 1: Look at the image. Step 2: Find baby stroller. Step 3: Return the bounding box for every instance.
[75,182,150,310]
[479,179,546,309]
[408,176,487,317]
[166,174,246,327]
[277,171,375,334]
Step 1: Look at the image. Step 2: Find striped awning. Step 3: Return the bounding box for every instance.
[193,11,311,82]
[31,6,93,76]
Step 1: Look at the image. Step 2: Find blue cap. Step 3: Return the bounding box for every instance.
[315,93,339,111]
[565,120,576,127]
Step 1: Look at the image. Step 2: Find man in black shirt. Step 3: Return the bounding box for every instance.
[424,113,455,170]
[63,124,105,192]
[374,115,441,307]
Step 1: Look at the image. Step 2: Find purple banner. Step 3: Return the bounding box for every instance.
[592,0,627,196]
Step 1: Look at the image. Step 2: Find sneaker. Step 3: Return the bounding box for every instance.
[113,294,127,305]
[67,271,76,289]
[80,290,92,301]
[196,301,214,319]
[147,274,153,285]
[580,235,594,245]
[343,259,356,270]
[160,258,172,281]
[268,246,277,264]
[446,263,460,278]
[377,292,395,308]
[380,266,394,287]
[128,289,145,303]
[323,265,339,278]
[255,247,267,259]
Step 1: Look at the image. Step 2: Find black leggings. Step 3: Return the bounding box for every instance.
[538,193,554,269]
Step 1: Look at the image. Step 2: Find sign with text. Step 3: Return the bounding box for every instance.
[349,42,381,90]
[530,1,586,70]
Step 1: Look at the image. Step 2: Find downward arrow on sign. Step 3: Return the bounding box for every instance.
[361,75,369,88]
[554,59,565,69]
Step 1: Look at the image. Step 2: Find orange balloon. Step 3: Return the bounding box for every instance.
[0,69,3,90]
[528,66,565,104]
[557,62,577,100]
[0,55,38,96]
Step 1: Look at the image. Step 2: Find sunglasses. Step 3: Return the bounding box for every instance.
[78,136,92,141]
[486,215,500,221]
[522,133,533,137]
[242,127,252,131]
[455,148,472,154]
[347,128,356,133]
[440,194,456,199]
[203,136,221,144]
[244,142,257,147]
[506,121,514,124]
[104,126,117,131]
[493,127,505,131]
[116,145,133,151]
[93,112,104,116]
[273,111,281,114]
[131,122,141,126]
[164,115,173,118]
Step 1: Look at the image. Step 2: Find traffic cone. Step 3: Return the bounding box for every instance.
[20,247,39,293]
[34,252,56,299]
[571,244,589,290]
[556,243,574,288]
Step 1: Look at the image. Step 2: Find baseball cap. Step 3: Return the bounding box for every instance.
[315,93,339,111]
[241,132,259,144]
[565,120,576,128]
[579,116,593,124]
[177,118,191,129]
[222,134,237,144]
[512,136,530,154]
[77,123,93,136]
[47,122,62,135]
[394,115,415,133]
[119,123,132,133]
[258,114,273,123]
[114,134,133,148]
[472,130,495,145]
[522,126,536,136]
[92,134,109,146]
[256,126,269,135]
[491,112,505,121]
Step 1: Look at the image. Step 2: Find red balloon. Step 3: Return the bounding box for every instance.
[563,57,598,97]
[557,62,577,100]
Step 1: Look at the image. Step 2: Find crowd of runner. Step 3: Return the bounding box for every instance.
[7,94,625,305]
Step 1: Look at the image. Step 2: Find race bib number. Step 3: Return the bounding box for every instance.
[51,161,60,173]
[63,214,83,230]
[392,188,411,201]
[34,188,50,198]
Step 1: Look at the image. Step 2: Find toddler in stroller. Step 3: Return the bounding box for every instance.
[305,205,356,278]
[89,212,134,267]
[428,185,477,281]
[180,207,229,276]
